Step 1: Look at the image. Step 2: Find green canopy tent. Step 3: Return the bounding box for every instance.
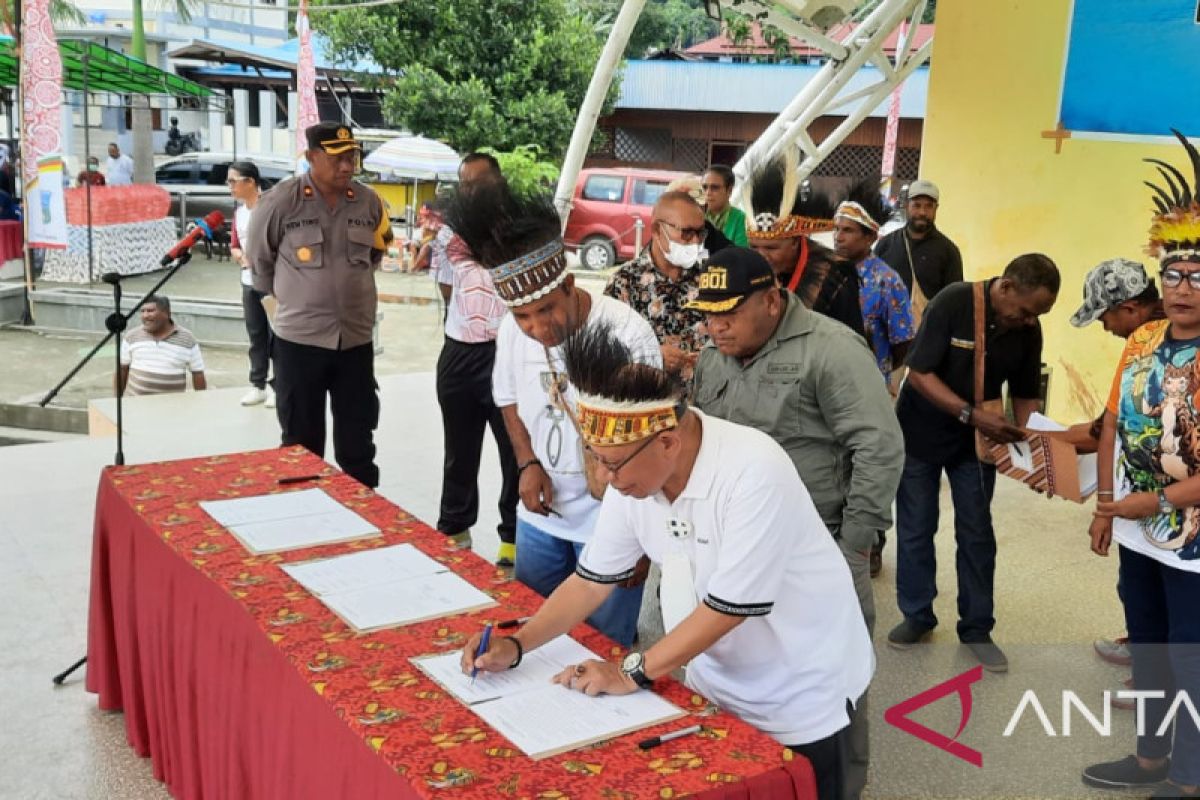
[0,34,225,295]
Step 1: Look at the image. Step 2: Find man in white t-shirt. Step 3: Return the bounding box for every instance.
[447,181,661,646]
[464,322,872,800]
[105,142,134,186]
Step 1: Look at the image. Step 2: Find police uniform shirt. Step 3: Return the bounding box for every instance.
[576,410,874,745]
[246,173,385,350]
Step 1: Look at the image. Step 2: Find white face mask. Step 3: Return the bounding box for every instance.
[662,237,704,269]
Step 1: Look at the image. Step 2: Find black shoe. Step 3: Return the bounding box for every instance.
[964,638,1009,673]
[495,556,514,568]
[887,620,932,650]
[1082,755,1170,789]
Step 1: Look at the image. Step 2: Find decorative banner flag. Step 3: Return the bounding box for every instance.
[295,0,320,158]
[20,0,68,248]
[880,21,907,198]
[27,156,68,249]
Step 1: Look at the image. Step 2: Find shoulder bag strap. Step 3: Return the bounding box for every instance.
[973,280,986,407]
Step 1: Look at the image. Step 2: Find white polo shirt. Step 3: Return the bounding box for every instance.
[577,411,874,745]
[492,293,661,543]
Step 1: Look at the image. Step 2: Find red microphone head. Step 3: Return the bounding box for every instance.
[202,210,226,231]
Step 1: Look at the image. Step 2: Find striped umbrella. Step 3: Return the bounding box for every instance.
[362,135,462,181]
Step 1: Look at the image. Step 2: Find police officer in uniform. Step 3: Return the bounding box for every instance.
[246,122,392,487]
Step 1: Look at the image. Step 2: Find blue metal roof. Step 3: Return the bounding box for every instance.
[615,60,927,118]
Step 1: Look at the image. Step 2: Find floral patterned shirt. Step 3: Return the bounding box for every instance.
[855,254,915,377]
[604,248,710,366]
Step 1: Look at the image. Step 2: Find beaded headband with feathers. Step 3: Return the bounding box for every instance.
[740,150,836,239]
[443,181,567,306]
[835,179,893,234]
[1146,129,1200,266]
[560,321,684,447]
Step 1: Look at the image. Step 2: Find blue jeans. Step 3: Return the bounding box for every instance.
[1119,545,1200,786]
[895,453,997,642]
[515,518,643,646]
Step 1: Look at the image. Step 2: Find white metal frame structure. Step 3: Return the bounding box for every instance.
[552,0,934,225]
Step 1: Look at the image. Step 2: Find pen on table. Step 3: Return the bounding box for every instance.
[638,724,704,751]
[471,622,493,684]
[496,616,531,630]
[278,474,323,485]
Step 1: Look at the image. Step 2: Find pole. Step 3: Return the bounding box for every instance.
[15,0,34,325]
[552,0,648,227]
[83,53,95,284]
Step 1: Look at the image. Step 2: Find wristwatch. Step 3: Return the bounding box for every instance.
[958,404,973,425]
[1158,489,1174,515]
[620,652,654,690]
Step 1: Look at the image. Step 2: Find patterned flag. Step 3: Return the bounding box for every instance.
[20,0,68,248]
[879,22,907,198]
[296,0,320,157]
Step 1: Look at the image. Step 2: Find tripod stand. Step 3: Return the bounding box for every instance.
[46,253,193,685]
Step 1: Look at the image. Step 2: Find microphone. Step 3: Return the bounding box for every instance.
[161,210,225,266]
[101,272,122,285]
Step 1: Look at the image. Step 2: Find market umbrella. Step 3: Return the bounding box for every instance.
[362,134,461,181]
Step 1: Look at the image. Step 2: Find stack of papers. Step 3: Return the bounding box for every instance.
[200,488,380,554]
[281,543,496,632]
[413,636,685,759]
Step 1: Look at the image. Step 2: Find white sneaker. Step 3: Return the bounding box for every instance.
[264,388,276,409]
[240,387,268,406]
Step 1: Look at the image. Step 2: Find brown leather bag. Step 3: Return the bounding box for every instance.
[972,281,1003,464]
[544,346,609,500]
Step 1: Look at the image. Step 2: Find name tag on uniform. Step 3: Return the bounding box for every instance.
[950,337,976,351]
[767,363,800,375]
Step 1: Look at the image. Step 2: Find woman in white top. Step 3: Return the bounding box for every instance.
[227,161,274,407]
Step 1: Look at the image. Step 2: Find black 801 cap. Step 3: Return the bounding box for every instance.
[685,247,777,313]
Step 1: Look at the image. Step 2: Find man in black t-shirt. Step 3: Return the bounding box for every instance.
[889,254,1060,673]
[875,180,963,320]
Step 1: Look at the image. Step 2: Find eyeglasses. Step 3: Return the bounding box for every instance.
[658,220,708,243]
[1161,267,1200,290]
[587,432,662,477]
[701,183,727,191]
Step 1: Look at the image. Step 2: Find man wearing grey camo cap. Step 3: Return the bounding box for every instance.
[1063,257,1164,681]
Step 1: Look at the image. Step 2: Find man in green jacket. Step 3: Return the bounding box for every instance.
[689,247,904,800]
[703,165,748,247]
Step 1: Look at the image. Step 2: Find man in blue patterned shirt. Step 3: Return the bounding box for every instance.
[834,200,915,382]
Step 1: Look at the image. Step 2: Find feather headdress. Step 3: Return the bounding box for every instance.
[1145,129,1200,266]
[739,149,836,239]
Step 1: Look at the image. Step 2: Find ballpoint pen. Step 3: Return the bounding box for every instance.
[638,724,704,750]
[471,622,493,684]
[496,616,531,630]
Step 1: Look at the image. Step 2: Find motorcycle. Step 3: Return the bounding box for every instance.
[165,119,202,156]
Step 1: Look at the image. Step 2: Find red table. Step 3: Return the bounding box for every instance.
[0,219,22,262]
[87,447,816,800]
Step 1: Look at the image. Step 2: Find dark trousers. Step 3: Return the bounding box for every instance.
[896,453,997,642]
[1120,545,1200,786]
[241,284,272,389]
[273,336,379,488]
[435,337,518,543]
[788,716,849,800]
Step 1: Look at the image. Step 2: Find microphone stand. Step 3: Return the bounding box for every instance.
[46,251,193,686]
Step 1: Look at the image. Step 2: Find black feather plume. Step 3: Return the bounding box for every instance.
[1172,128,1200,201]
[443,181,561,269]
[561,321,682,405]
[842,178,894,229]
[1147,158,1191,207]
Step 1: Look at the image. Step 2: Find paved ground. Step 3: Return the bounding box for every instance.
[0,259,1138,799]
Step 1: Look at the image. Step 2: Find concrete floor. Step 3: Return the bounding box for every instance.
[0,260,1148,799]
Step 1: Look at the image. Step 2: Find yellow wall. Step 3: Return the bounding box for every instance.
[921,0,1180,421]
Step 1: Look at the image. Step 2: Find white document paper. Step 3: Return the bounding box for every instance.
[321,571,496,632]
[200,488,380,554]
[412,635,685,759]
[472,682,685,760]
[1025,412,1099,496]
[1007,440,1035,472]
[282,543,446,596]
[414,635,599,705]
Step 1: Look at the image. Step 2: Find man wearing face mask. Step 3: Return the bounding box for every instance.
[604,191,710,384]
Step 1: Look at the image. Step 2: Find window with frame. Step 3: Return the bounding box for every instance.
[582,174,625,203]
